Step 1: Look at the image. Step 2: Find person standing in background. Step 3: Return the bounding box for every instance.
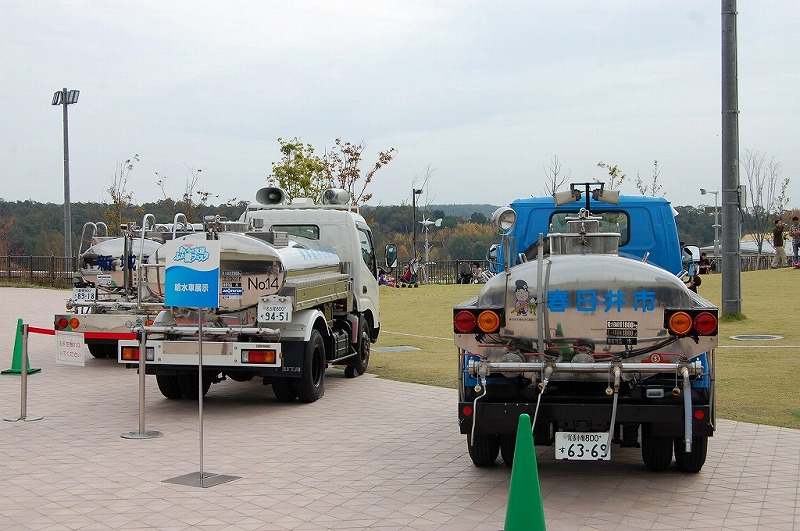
[790,216,800,266]
[772,219,788,268]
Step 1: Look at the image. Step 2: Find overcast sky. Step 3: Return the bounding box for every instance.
[2,1,798,211]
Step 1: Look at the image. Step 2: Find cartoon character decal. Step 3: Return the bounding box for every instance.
[513,279,537,316]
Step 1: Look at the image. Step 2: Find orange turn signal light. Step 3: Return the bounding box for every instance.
[476,311,500,333]
[668,312,693,335]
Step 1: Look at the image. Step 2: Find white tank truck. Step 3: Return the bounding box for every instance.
[117,187,380,403]
[454,183,718,472]
[54,215,198,358]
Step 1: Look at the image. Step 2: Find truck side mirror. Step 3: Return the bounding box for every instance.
[385,244,398,268]
[487,244,498,263]
[486,244,500,273]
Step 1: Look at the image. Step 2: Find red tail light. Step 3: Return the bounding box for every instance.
[693,312,718,335]
[241,349,277,364]
[120,346,140,361]
[454,311,477,334]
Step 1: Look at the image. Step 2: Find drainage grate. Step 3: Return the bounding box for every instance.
[730,334,783,341]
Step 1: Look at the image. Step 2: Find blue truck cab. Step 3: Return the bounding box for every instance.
[491,194,682,276]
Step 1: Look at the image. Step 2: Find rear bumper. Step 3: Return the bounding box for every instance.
[459,401,714,438]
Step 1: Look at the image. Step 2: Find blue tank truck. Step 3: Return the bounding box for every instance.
[454,183,718,472]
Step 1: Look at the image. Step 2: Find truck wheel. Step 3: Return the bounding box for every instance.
[641,424,673,471]
[177,373,212,399]
[271,378,298,402]
[156,374,183,399]
[296,330,325,403]
[88,344,113,358]
[346,319,370,378]
[499,434,515,468]
[467,434,499,467]
[673,436,708,473]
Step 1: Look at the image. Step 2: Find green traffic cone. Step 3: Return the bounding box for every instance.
[2,318,41,375]
[504,413,546,530]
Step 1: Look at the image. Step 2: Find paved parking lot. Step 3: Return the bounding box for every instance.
[1,287,799,530]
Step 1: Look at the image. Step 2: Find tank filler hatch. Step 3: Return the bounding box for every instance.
[548,208,621,256]
[549,182,622,256]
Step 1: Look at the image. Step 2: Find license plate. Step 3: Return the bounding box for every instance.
[555,432,611,460]
[258,297,292,323]
[72,287,97,302]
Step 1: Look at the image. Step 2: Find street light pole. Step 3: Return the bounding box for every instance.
[700,188,720,258]
[419,218,442,271]
[52,87,80,267]
[412,189,422,259]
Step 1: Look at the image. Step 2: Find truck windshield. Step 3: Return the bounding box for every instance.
[271,224,319,240]
[549,211,630,246]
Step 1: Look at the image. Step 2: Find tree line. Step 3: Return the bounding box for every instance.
[1,138,790,261]
[0,196,730,262]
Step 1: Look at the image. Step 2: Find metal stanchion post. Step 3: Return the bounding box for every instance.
[164,309,239,488]
[4,324,43,422]
[121,326,162,439]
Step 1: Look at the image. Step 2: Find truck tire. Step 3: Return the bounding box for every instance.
[272,378,298,402]
[673,436,708,473]
[345,319,370,378]
[641,424,673,471]
[467,434,499,467]
[156,374,183,399]
[88,344,114,358]
[499,434,515,468]
[296,330,325,403]
[177,373,212,400]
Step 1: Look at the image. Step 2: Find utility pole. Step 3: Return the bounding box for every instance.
[721,0,742,315]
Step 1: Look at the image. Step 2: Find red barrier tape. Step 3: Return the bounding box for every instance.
[28,327,55,335]
[28,327,137,340]
[84,331,137,340]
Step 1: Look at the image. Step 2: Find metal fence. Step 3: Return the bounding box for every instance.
[708,254,775,273]
[0,256,76,288]
[388,260,491,285]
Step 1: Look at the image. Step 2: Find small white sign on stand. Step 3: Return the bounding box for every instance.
[55,330,85,367]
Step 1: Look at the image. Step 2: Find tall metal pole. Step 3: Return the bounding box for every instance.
[713,192,720,259]
[412,189,422,259]
[721,0,742,315]
[412,191,417,259]
[61,88,73,264]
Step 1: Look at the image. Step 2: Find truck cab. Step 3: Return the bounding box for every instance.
[239,201,380,341]
[492,193,682,275]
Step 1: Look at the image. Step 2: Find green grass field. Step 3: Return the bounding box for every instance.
[370,268,800,429]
